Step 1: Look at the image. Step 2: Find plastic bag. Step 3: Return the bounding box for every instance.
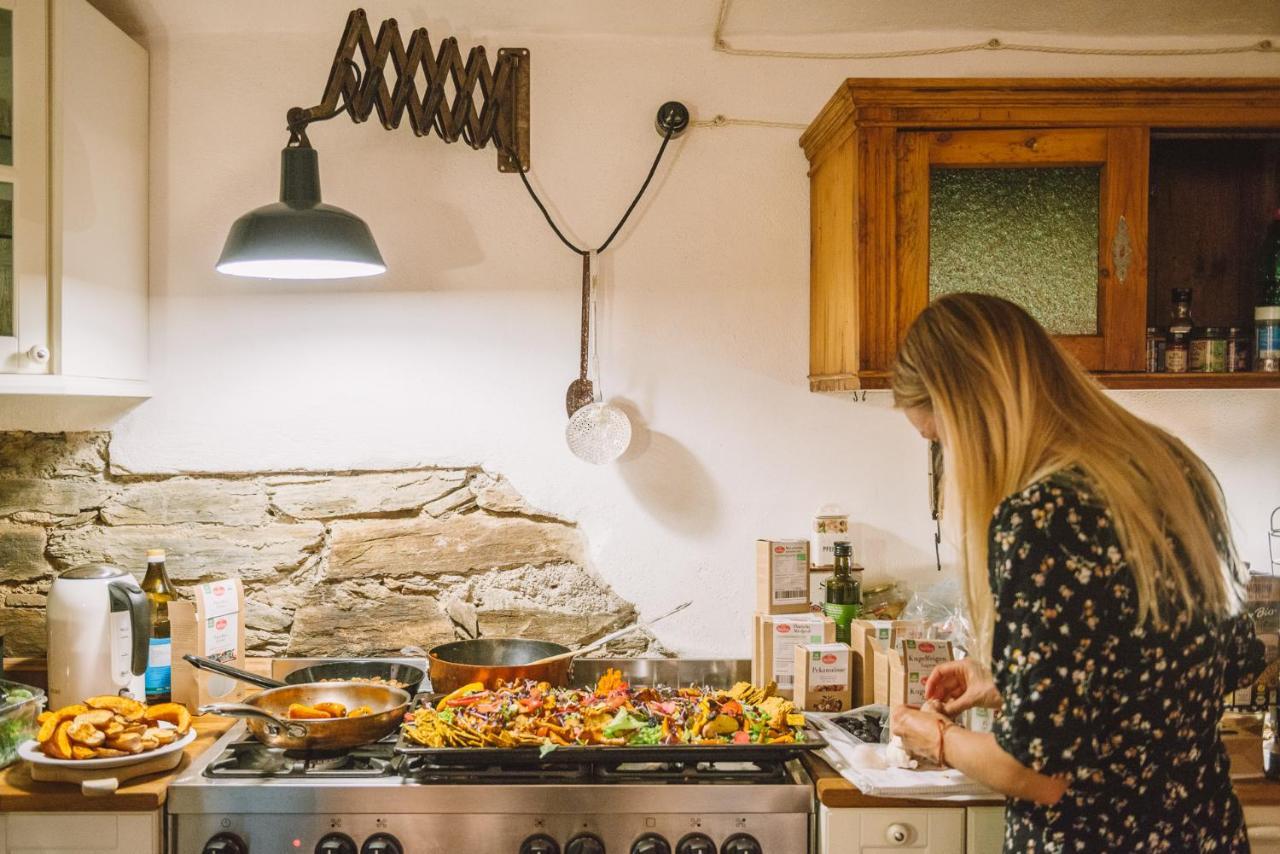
[900,578,976,657]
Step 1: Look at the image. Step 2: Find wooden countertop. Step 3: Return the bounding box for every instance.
[803,753,1280,809]
[0,716,235,813]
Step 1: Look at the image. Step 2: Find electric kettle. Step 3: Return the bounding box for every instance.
[46,563,150,708]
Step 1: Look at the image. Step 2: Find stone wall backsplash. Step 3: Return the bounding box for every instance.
[0,431,665,658]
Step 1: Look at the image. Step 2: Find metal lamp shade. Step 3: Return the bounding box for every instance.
[216,146,385,280]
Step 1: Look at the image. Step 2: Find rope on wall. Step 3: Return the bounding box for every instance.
[711,0,1277,61]
[693,0,1277,132]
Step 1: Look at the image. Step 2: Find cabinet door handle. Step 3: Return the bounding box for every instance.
[27,344,50,364]
[1111,215,1133,284]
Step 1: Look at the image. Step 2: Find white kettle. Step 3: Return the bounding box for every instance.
[46,563,150,708]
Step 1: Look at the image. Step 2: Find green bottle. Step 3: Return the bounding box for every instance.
[823,541,862,645]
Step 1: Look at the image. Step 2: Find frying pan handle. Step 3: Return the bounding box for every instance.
[198,703,309,738]
[183,654,284,689]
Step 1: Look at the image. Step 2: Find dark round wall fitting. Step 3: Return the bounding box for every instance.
[655,101,690,138]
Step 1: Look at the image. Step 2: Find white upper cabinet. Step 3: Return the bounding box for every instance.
[0,0,148,396]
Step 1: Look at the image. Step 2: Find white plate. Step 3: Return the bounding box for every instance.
[18,722,195,769]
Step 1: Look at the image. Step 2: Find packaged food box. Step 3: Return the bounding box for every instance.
[851,619,927,706]
[1233,573,1280,707]
[753,613,835,699]
[811,510,848,570]
[793,642,853,712]
[756,540,811,614]
[889,638,955,707]
[170,577,246,711]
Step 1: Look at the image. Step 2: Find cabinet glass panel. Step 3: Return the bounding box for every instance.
[0,8,10,166]
[928,167,1101,335]
[0,182,11,337]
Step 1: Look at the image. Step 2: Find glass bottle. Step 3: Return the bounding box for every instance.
[823,541,862,645]
[1261,208,1280,308]
[1168,288,1194,336]
[141,548,177,703]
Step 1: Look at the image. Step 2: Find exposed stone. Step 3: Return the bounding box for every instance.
[287,595,455,655]
[475,609,630,646]
[472,473,562,519]
[101,478,269,526]
[424,484,475,517]
[47,522,324,581]
[0,479,116,518]
[0,521,50,581]
[245,599,294,633]
[267,470,466,520]
[328,512,583,579]
[466,564,629,615]
[0,607,46,653]
[4,593,47,607]
[0,431,107,479]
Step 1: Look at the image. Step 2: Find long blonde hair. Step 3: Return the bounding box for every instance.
[892,293,1243,658]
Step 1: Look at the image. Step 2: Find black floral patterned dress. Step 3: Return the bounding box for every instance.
[988,472,1264,853]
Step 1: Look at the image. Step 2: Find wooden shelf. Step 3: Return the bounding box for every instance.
[811,372,1280,393]
[1096,372,1280,389]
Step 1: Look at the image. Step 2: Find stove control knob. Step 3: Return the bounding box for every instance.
[361,834,403,854]
[566,833,606,854]
[202,834,247,854]
[315,833,357,854]
[719,835,762,854]
[675,834,716,854]
[520,835,561,854]
[631,834,671,854]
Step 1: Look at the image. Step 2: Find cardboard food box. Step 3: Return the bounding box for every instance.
[756,540,811,614]
[793,642,853,712]
[753,613,836,699]
[170,577,246,711]
[889,638,955,708]
[851,619,927,706]
[1234,573,1280,707]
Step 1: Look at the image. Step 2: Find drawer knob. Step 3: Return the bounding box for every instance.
[885,823,912,845]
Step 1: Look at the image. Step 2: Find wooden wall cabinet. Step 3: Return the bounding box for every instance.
[801,79,1280,392]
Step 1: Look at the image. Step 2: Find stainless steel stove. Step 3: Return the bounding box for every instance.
[167,660,815,854]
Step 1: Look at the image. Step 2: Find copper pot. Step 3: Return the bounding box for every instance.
[427,638,574,694]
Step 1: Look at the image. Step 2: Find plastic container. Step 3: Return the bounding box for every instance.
[0,679,46,768]
[1258,306,1280,372]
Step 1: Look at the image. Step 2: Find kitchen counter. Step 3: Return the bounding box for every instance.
[0,715,235,812]
[803,753,1280,809]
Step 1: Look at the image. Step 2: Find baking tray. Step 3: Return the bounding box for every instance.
[394,696,826,765]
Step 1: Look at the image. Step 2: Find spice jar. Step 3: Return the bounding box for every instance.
[1226,327,1251,373]
[1190,327,1227,373]
[1165,330,1189,373]
[1259,307,1280,372]
[1145,327,1165,373]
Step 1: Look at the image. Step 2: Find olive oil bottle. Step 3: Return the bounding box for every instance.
[141,548,177,703]
[823,541,862,645]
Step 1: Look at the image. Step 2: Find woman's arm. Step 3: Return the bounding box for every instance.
[890,704,1067,805]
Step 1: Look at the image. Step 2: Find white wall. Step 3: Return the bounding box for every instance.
[5,2,1280,655]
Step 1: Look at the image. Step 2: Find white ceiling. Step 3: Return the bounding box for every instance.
[89,0,1280,45]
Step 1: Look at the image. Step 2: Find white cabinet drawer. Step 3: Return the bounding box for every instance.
[0,812,160,854]
[818,805,964,854]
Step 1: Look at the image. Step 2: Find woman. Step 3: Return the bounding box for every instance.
[888,293,1265,852]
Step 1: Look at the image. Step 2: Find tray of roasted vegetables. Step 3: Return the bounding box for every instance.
[397,669,825,763]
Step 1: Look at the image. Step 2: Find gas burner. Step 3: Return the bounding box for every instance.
[204,737,396,778]
[596,760,789,784]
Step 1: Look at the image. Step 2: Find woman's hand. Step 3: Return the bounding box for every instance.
[924,658,1001,716]
[889,704,952,764]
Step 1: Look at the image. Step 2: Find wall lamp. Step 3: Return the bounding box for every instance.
[217,8,688,281]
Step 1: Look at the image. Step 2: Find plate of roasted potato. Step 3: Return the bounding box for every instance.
[18,696,195,768]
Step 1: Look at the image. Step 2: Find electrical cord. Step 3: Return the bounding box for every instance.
[506,126,676,257]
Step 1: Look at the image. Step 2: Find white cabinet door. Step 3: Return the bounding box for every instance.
[1247,806,1280,854]
[0,0,50,374]
[818,805,964,854]
[964,807,1004,854]
[0,812,160,854]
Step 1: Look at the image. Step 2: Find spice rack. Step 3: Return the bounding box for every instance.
[1137,133,1280,386]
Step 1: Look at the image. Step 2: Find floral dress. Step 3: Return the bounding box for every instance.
[989,472,1264,853]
